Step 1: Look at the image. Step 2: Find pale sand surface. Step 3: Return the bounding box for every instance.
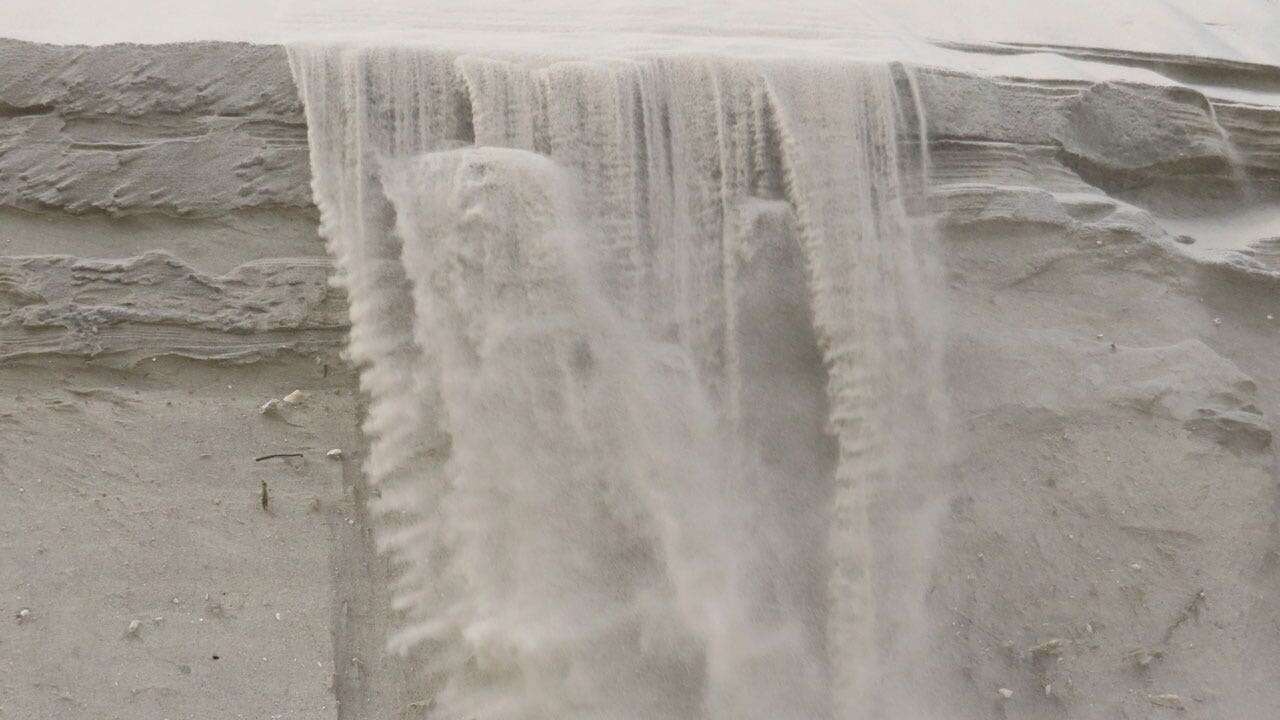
[0,33,1276,720]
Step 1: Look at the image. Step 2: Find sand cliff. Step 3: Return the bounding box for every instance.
[1,38,1277,719]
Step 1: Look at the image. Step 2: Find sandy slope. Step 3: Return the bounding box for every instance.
[0,35,1277,720]
[0,356,351,719]
[0,41,388,720]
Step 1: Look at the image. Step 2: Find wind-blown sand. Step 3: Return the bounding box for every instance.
[0,26,1278,720]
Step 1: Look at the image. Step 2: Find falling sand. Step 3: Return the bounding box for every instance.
[291,44,949,719]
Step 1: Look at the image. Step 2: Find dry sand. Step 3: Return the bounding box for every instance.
[0,35,1277,719]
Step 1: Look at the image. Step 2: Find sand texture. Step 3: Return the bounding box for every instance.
[1,36,1278,720]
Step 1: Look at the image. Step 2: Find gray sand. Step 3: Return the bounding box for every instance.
[1,37,1277,719]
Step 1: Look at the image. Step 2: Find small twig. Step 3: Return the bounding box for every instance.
[260,479,269,511]
[1161,589,1206,644]
[254,453,304,462]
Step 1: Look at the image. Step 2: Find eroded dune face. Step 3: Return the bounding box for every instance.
[291,48,946,719]
[0,21,1278,720]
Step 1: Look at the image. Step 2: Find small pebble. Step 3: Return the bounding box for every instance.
[997,688,1014,699]
[259,399,282,415]
[1029,638,1065,657]
[1213,318,1222,325]
[326,448,343,460]
[16,608,32,623]
[1148,694,1185,710]
[125,619,142,639]
[282,390,308,405]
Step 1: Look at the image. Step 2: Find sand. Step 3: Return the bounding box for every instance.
[0,27,1277,720]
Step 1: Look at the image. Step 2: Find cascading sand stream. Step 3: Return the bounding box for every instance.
[290,44,948,719]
